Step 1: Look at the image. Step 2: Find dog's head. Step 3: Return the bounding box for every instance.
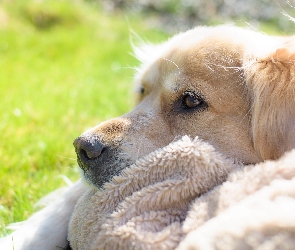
[74,26,295,188]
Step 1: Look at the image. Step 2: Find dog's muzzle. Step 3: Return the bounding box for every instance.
[73,134,130,188]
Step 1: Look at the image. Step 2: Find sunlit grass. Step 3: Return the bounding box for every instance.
[0,0,168,236]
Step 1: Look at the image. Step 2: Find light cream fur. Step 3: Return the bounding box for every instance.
[1,25,295,249]
[68,136,295,249]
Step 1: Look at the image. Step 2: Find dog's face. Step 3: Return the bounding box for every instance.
[74,26,295,188]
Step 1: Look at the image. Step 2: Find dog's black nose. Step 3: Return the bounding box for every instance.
[74,135,105,164]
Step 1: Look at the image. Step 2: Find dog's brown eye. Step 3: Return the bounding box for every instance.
[182,93,203,109]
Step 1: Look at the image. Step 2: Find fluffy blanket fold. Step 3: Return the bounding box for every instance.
[68,136,295,250]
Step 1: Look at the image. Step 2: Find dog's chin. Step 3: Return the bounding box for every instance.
[77,153,133,189]
[80,163,131,189]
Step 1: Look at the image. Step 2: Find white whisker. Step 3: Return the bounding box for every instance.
[162,57,181,75]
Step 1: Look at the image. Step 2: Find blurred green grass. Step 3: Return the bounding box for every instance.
[0,0,167,236]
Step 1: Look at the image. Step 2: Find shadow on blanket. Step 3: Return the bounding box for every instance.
[68,136,295,250]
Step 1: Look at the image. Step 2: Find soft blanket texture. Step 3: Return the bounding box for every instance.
[68,136,295,250]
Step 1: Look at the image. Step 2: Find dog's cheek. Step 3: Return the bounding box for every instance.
[121,112,174,160]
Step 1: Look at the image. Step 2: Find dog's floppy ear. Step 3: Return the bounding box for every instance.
[245,39,295,160]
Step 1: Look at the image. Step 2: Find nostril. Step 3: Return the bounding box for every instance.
[83,146,103,159]
[80,149,90,160]
[74,135,106,160]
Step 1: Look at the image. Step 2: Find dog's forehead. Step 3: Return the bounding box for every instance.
[134,31,206,91]
[134,25,277,95]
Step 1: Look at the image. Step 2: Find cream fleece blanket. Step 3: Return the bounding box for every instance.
[68,136,295,250]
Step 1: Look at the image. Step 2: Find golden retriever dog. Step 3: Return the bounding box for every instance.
[74,25,295,188]
[1,25,295,249]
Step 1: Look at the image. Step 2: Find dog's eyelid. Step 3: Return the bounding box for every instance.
[182,90,203,100]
